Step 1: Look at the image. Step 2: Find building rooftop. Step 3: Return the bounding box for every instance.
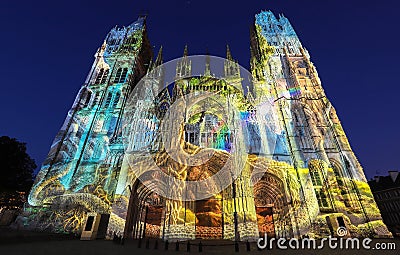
[368,171,400,192]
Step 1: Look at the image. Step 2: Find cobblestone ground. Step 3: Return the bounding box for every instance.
[1,227,399,255]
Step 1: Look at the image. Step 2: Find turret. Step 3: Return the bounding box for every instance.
[154,45,163,67]
[224,45,240,78]
[176,45,191,78]
[204,50,211,76]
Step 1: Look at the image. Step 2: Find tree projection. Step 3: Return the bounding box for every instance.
[22,11,391,240]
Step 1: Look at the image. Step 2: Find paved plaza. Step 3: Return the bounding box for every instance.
[1,227,399,255]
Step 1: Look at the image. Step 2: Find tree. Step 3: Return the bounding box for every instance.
[0,136,36,193]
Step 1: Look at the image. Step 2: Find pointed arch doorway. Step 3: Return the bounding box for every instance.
[124,171,167,240]
[253,172,291,238]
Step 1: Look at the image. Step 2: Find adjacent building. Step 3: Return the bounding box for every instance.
[369,171,400,236]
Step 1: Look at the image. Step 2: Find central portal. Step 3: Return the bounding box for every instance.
[195,196,223,239]
[256,206,275,238]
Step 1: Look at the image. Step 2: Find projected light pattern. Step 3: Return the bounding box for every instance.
[26,16,151,233]
[24,11,391,240]
[213,124,230,151]
[289,86,301,97]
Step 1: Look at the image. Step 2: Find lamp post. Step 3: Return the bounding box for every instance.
[142,205,149,239]
[232,172,239,242]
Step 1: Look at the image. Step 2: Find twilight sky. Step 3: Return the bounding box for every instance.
[1,0,398,179]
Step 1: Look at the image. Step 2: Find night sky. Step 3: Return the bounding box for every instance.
[1,0,398,179]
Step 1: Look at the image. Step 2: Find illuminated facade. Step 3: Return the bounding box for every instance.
[25,11,391,240]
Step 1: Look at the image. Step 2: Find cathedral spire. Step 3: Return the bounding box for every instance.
[224,45,239,78]
[226,45,233,61]
[154,46,163,67]
[175,45,191,78]
[148,46,163,74]
[205,49,211,76]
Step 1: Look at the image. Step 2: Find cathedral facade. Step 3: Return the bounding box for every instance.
[24,11,391,240]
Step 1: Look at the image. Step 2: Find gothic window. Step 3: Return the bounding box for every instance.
[93,142,103,159]
[100,69,109,84]
[113,68,122,83]
[107,117,117,136]
[94,68,109,85]
[213,133,217,143]
[201,133,206,143]
[316,190,329,208]
[91,91,100,107]
[112,91,121,108]
[104,92,113,108]
[94,69,104,84]
[344,157,351,170]
[83,91,92,108]
[331,162,344,185]
[119,68,128,83]
[113,68,128,83]
[310,167,323,186]
[309,160,332,209]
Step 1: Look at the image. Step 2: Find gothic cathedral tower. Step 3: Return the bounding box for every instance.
[25,11,391,240]
[27,16,152,232]
[249,11,390,238]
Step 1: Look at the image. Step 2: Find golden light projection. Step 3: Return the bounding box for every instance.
[23,11,391,241]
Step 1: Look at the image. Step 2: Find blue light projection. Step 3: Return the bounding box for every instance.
[25,11,391,241]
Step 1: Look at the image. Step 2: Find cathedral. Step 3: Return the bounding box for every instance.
[24,11,391,240]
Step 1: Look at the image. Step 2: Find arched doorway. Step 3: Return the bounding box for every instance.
[195,195,223,239]
[253,172,290,238]
[188,166,224,239]
[124,171,167,239]
[136,187,165,239]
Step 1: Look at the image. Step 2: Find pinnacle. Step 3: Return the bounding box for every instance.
[154,46,163,66]
[226,45,233,61]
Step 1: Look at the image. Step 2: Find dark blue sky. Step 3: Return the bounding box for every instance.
[1,0,398,179]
